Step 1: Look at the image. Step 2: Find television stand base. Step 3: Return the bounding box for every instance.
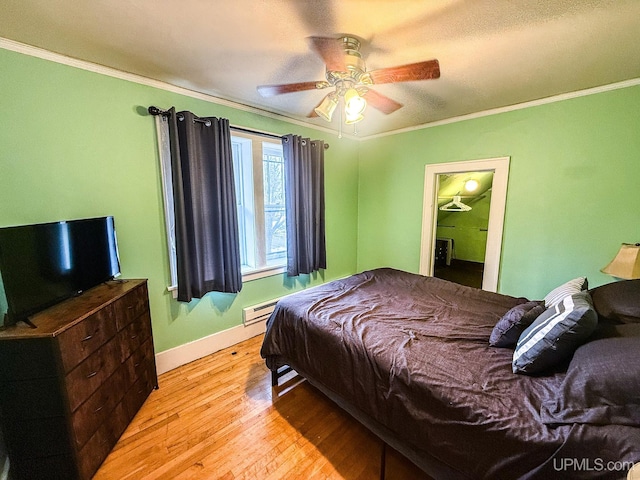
[21,318,37,329]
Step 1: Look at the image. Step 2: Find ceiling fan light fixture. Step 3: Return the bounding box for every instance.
[314,93,339,121]
[344,88,367,116]
[345,112,364,124]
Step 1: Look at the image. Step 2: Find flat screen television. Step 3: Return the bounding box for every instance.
[0,216,121,327]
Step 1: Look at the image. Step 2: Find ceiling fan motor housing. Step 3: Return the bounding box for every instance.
[342,36,365,74]
[325,36,370,88]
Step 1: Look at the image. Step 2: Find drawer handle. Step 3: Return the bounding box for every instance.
[134,362,141,368]
[94,405,104,414]
[127,305,134,310]
[130,334,138,340]
[82,327,100,342]
[86,371,99,379]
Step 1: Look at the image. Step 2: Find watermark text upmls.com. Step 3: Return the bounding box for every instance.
[553,458,636,473]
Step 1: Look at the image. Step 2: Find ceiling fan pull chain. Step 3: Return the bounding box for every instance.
[338,96,343,138]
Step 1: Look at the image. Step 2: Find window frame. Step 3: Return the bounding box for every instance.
[231,131,287,281]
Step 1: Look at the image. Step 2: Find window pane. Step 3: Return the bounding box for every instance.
[264,208,286,263]
[263,143,286,264]
[231,137,256,270]
[232,141,247,265]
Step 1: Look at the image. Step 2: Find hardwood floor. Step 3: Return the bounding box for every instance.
[94,334,432,480]
[434,259,484,289]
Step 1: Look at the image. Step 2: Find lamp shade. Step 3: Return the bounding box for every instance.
[314,93,338,122]
[344,88,367,116]
[601,243,640,279]
[344,111,364,124]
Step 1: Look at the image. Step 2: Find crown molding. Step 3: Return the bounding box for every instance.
[366,77,640,140]
[2,36,639,142]
[0,37,354,139]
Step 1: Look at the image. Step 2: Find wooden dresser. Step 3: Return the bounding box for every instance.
[0,279,158,480]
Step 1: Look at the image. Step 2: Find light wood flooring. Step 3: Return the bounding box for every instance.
[94,334,431,480]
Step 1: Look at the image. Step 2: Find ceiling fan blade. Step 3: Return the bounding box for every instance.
[369,59,440,84]
[308,36,346,72]
[363,89,403,114]
[257,81,322,97]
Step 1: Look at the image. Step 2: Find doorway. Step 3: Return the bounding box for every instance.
[419,157,510,292]
[433,171,494,288]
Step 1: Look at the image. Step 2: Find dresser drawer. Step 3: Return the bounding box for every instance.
[3,416,71,458]
[123,362,156,421]
[123,338,157,388]
[58,304,118,373]
[70,363,128,449]
[114,283,149,331]
[7,454,77,480]
[0,377,65,420]
[71,338,154,449]
[0,338,57,381]
[65,336,122,412]
[118,311,153,361]
[77,400,130,480]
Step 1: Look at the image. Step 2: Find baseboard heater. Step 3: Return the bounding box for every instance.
[242,297,280,327]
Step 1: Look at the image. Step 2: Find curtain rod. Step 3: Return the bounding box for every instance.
[148,106,212,126]
[148,106,329,150]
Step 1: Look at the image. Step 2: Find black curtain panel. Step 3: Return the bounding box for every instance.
[167,108,242,301]
[282,134,326,276]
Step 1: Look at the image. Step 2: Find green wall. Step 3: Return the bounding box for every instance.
[357,85,640,299]
[0,48,360,353]
[436,190,491,263]
[3,45,640,352]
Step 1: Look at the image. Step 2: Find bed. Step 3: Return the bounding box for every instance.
[260,268,640,479]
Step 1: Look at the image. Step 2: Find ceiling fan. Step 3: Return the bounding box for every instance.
[257,35,440,126]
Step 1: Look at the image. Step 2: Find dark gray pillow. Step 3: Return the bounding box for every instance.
[590,322,640,340]
[540,331,640,426]
[512,291,597,374]
[489,301,545,348]
[589,279,640,324]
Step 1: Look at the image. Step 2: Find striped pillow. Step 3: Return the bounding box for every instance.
[543,277,587,308]
[513,291,597,374]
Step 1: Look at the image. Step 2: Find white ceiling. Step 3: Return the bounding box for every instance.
[2,0,640,138]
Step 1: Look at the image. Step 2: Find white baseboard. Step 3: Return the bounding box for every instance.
[155,320,267,375]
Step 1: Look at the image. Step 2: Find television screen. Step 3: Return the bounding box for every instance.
[0,216,120,326]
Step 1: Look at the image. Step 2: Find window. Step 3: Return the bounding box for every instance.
[231,132,287,280]
[156,117,287,292]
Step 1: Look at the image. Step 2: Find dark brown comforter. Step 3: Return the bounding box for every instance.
[261,268,640,479]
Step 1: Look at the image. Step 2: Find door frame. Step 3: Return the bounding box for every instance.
[419,157,510,292]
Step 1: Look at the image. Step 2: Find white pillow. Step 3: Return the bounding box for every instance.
[543,277,587,308]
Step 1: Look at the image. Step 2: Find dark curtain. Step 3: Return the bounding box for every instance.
[167,108,242,301]
[282,134,326,276]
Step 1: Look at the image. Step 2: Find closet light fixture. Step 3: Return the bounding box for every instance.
[464,179,479,192]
